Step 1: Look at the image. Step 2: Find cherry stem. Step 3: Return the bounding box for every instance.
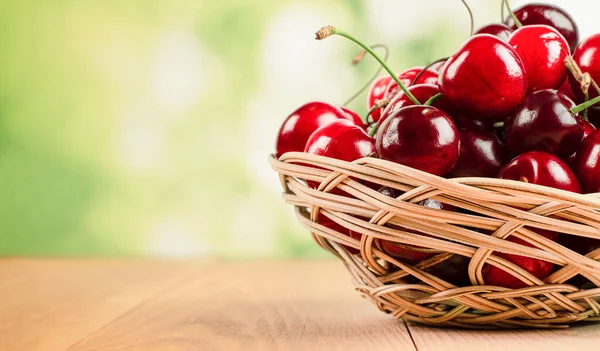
[584,91,589,121]
[500,0,505,22]
[424,93,442,106]
[571,94,600,114]
[316,25,421,105]
[493,121,504,128]
[460,0,474,37]
[564,56,592,95]
[503,0,522,28]
[365,98,390,123]
[341,44,390,107]
[368,121,379,137]
[411,57,448,85]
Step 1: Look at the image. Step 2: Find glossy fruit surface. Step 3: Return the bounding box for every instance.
[504,90,583,158]
[567,121,595,167]
[304,119,376,162]
[569,34,600,103]
[483,231,556,289]
[574,130,600,193]
[439,34,527,122]
[453,115,495,133]
[474,23,513,41]
[507,25,570,93]
[379,84,443,126]
[376,105,459,176]
[505,3,579,52]
[499,151,581,193]
[448,132,508,178]
[384,67,439,99]
[367,75,394,122]
[340,106,366,129]
[276,101,360,157]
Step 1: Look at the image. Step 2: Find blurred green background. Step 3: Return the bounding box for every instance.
[0,0,587,258]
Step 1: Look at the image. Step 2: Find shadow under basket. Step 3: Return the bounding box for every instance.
[269,152,600,329]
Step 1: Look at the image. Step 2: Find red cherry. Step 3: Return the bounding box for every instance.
[339,106,366,131]
[574,130,600,193]
[482,231,556,289]
[380,84,440,126]
[429,60,447,72]
[439,34,527,122]
[367,75,394,122]
[378,196,454,263]
[376,105,460,176]
[504,90,583,159]
[567,121,596,168]
[507,25,570,94]
[499,151,581,193]
[275,102,362,157]
[448,132,508,178]
[304,119,376,162]
[505,3,579,52]
[453,115,495,133]
[384,67,438,100]
[558,76,577,102]
[569,34,600,103]
[474,23,513,41]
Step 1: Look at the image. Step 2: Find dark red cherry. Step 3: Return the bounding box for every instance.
[439,34,527,122]
[586,108,600,129]
[499,151,581,193]
[383,67,439,99]
[367,75,394,122]
[569,34,600,104]
[507,25,570,94]
[567,121,595,168]
[275,101,361,157]
[376,105,459,176]
[453,115,495,133]
[574,130,600,193]
[340,106,366,129]
[380,84,442,126]
[482,230,556,289]
[474,23,513,41]
[558,76,577,102]
[448,132,508,178]
[504,90,584,159]
[378,197,454,263]
[505,3,579,52]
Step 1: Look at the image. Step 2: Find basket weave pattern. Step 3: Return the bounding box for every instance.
[270,152,600,328]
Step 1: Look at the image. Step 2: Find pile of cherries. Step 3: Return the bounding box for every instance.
[274,2,600,289]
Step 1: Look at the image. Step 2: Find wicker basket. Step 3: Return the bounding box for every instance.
[269,152,600,329]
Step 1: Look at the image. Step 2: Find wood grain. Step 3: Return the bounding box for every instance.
[67,260,416,351]
[0,258,200,351]
[406,320,600,351]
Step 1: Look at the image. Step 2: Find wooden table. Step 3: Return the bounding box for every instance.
[2,259,600,351]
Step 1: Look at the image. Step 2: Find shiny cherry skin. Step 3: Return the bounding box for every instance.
[429,60,447,72]
[367,75,394,122]
[569,34,600,103]
[474,23,513,41]
[448,132,508,178]
[505,3,579,53]
[384,67,439,99]
[276,102,362,157]
[378,196,454,263]
[504,90,583,159]
[379,84,444,126]
[574,130,600,193]
[508,25,570,94]
[439,34,527,122]
[340,106,366,129]
[482,230,556,289]
[558,77,577,102]
[499,151,581,193]
[376,105,460,176]
[567,121,595,168]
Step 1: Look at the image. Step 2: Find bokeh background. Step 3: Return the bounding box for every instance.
[0,0,595,258]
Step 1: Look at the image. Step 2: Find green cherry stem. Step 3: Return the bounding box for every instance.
[341,44,390,107]
[316,25,421,105]
[583,91,589,121]
[500,0,505,22]
[571,94,600,115]
[368,121,379,137]
[424,93,442,106]
[411,57,448,85]
[460,0,474,37]
[503,0,522,28]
